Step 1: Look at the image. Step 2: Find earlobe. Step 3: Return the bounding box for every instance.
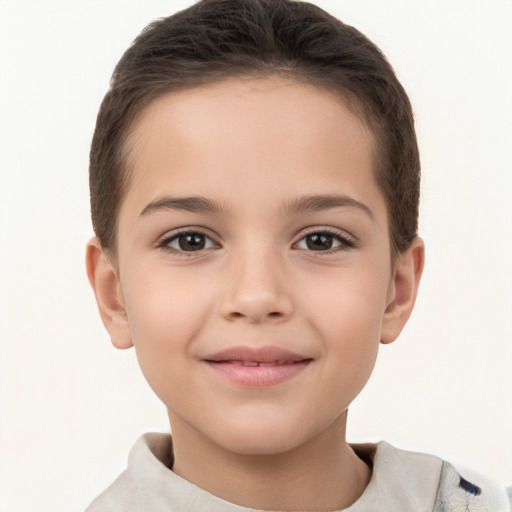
[380,237,424,344]
[85,237,133,350]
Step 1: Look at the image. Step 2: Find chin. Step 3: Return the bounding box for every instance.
[208,416,314,457]
[220,433,302,456]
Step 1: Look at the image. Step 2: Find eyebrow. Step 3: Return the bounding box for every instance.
[139,193,374,220]
[140,196,225,217]
[283,194,375,221]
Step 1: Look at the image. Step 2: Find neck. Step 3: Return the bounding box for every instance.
[170,412,371,511]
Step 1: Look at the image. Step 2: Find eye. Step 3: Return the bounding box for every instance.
[159,230,217,253]
[295,230,356,252]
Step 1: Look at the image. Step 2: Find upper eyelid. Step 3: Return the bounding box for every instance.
[157,226,219,244]
[156,229,220,257]
[293,226,357,242]
[292,229,359,254]
[155,225,357,249]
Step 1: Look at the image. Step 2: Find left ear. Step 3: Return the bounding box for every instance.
[380,237,424,344]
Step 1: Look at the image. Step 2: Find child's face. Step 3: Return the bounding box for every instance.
[101,77,416,455]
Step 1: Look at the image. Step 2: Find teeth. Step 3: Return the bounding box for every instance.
[241,360,290,367]
[215,359,298,366]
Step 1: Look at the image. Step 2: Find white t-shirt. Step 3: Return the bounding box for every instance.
[86,433,511,511]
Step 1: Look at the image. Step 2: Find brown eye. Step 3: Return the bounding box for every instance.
[177,233,206,251]
[164,232,216,252]
[295,230,356,252]
[305,233,335,251]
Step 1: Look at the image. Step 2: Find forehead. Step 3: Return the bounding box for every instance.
[120,77,384,223]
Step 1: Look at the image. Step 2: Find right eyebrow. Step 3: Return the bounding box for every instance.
[139,196,225,217]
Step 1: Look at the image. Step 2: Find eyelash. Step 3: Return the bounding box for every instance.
[157,229,219,256]
[156,227,357,256]
[293,227,357,254]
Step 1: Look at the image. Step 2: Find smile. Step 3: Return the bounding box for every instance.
[204,346,313,387]
[222,359,299,367]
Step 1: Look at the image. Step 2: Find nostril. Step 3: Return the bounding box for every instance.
[268,311,283,318]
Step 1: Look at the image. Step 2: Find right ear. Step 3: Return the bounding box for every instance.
[85,237,133,349]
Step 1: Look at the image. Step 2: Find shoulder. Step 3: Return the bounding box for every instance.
[85,470,135,512]
[434,459,511,512]
[85,435,511,512]
[361,441,512,512]
[84,433,247,512]
[85,433,174,512]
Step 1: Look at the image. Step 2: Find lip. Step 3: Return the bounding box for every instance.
[203,345,313,387]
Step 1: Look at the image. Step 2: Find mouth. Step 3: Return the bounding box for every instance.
[203,346,313,387]
[217,359,304,367]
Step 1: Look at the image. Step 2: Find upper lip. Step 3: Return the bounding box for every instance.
[204,345,311,364]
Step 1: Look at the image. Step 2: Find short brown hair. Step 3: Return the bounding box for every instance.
[90,0,420,256]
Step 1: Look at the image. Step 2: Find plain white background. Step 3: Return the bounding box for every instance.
[0,1,511,511]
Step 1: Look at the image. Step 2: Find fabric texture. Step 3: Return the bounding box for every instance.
[86,433,511,512]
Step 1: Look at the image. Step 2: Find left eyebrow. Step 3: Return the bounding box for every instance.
[283,194,375,221]
[139,196,226,217]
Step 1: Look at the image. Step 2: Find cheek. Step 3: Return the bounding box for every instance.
[316,299,382,412]
[121,273,212,399]
[123,265,211,339]
[299,262,389,388]
[318,296,382,375]
[302,263,390,338]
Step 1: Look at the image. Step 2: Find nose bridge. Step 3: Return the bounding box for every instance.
[221,239,292,323]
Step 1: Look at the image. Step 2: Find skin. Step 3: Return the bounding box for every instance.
[87,77,424,511]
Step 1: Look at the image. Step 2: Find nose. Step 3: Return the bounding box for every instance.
[220,248,293,324]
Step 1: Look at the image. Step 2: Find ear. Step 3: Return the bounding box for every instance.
[85,237,133,349]
[380,237,424,344]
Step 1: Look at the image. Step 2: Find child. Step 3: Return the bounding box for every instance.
[85,0,511,510]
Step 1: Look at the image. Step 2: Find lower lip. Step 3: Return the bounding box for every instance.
[205,361,311,387]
